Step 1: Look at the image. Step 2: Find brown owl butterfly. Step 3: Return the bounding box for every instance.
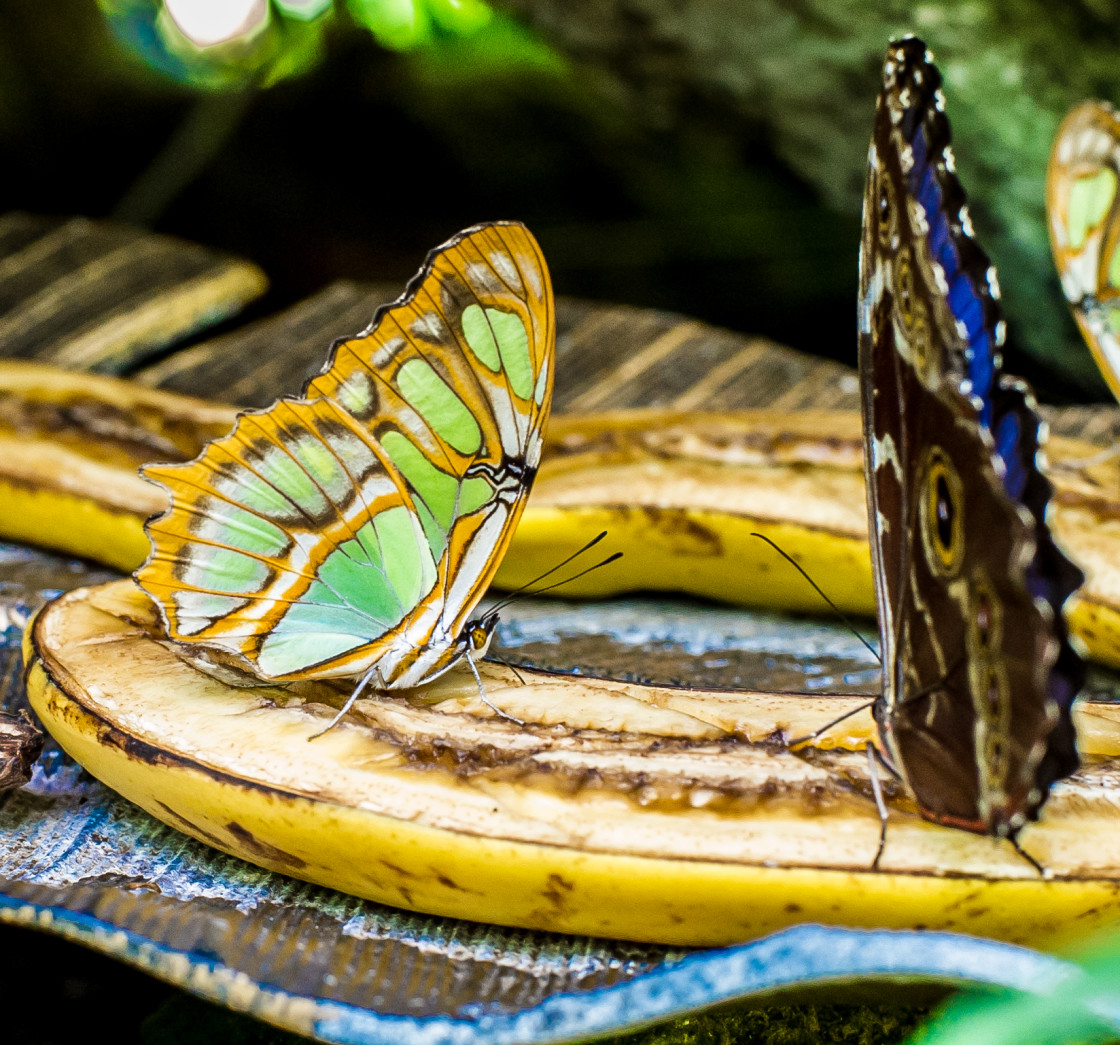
[858,38,1085,844]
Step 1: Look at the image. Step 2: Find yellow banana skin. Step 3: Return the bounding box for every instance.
[23,581,1120,949]
[0,362,232,570]
[1,363,1117,665]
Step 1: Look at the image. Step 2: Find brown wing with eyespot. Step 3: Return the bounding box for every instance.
[859,37,1084,837]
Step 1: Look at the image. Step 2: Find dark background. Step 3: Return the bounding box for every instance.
[7,0,1120,399]
[0,0,933,387]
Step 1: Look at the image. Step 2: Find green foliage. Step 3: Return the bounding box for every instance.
[97,0,552,90]
[493,0,1120,393]
[905,936,1120,1045]
[346,0,495,48]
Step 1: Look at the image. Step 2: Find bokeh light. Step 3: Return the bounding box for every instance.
[163,0,269,48]
[99,0,328,88]
[99,0,511,91]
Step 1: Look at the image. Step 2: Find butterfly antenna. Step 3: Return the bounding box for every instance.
[786,698,876,748]
[491,552,623,610]
[487,531,610,614]
[487,655,527,686]
[750,533,881,664]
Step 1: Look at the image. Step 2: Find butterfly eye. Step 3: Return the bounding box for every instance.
[920,448,963,575]
[470,626,489,651]
[934,475,954,545]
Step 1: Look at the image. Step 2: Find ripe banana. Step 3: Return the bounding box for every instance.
[23,580,1120,948]
[0,361,233,570]
[2,361,1120,664]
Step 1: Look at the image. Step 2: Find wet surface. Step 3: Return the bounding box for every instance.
[490,596,882,694]
[0,540,883,1024]
[0,540,888,1026]
[0,544,118,721]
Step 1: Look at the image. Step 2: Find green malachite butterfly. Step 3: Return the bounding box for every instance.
[1048,100,1120,401]
[136,222,555,724]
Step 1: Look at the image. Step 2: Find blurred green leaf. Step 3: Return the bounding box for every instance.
[428,0,492,35]
[346,0,431,50]
[907,936,1120,1045]
[98,0,535,89]
[274,0,332,20]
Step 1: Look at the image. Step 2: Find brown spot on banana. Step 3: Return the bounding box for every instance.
[225,822,307,871]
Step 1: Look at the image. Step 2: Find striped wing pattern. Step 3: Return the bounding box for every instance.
[1047,100,1120,401]
[136,222,555,685]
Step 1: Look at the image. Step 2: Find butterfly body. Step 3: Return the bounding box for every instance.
[1047,100,1120,401]
[137,222,554,697]
[860,39,1084,839]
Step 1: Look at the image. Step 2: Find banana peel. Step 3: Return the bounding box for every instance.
[2,361,1120,664]
[22,579,1120,948]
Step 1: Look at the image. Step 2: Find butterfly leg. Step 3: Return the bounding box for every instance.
[308,663,383,740]
[785,699,875,748]
[465,652,525,726]
[866,742,891,870]
[1009,835,1048,878]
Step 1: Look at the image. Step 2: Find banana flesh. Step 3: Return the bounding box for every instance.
[23,580,1120,948]
[2,363,1119,664]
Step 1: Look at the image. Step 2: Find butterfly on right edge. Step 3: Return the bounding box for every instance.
[1048,99,1120,403]
[857,37,1085,858]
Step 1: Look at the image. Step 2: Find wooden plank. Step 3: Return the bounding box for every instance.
[0,212,268,373]
[132,279,864,415]
[1042,403,1120,444]
[3,213,1113,444]
[132,280,398,407]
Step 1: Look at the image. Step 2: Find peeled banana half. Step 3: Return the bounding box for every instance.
[23,579,1120,949]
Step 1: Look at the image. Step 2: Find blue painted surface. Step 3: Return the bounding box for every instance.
[0,888,1095,1045]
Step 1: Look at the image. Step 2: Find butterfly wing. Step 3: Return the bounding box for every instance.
[859,38,1084,837]
[136,222,555,685]
[1047,100,1120,401]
